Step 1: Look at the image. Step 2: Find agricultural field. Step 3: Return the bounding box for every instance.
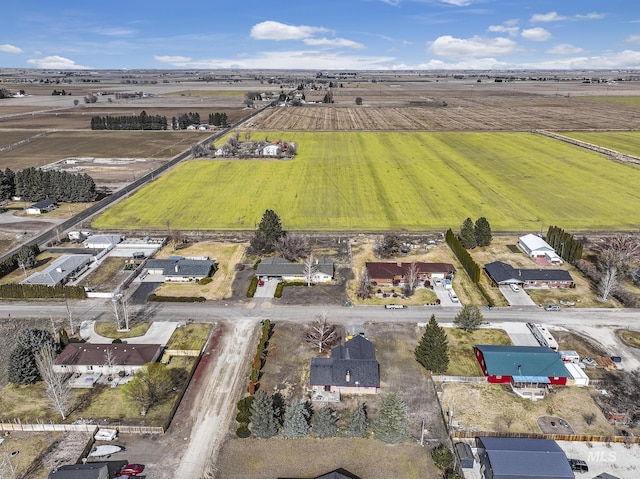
[93,131,640,232]
[561,131,640,158]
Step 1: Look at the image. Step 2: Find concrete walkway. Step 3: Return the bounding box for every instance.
[80,320,178,346]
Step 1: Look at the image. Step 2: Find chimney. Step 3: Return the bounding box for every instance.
[345,369,351,383]
[175,264,179,273]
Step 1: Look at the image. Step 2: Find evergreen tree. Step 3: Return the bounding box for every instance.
[313,406,338,439]
[249,390,278,438]
[8,346,41,385]
[453,305,484,332]
[349,402,368,437]
[474,217,492,247]
[250,209,285,254]
[373,393,410,444]
[283,401,310,438]
[415,314,449,373]
[458,217,477,249]
[16,245,37,273]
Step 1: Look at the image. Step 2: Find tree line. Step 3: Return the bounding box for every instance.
[1,167,96,202]
[545,226,583,264]
[445,229,481,283]
[91,110,168,130]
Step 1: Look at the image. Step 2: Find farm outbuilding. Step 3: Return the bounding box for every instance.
[476,437,575,479]
[518,234,563,265]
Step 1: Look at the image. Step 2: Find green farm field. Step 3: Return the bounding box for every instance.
[93,131,640,231]
[584,96,640,106]
[561,131,640,158]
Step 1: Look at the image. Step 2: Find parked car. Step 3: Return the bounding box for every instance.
[544,304,561,311]
[448,291,459,302]
[117,464,144,476]
[509,284,521,292]
[258,279,264,286]
[611,356,622,363]
[568,459,588,473]
[385,304,407,309]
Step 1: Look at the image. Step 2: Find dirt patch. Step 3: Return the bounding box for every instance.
[551,330,613,379]
[538,415,575,434]
[273,267,351,306]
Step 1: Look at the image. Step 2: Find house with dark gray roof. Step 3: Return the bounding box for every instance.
[47,462,109,479]
[256,256,334,283]
[25,198,57,215]
[476,437,575,479]
[21,254,93,286]
[310,334,379,401]
[143,256,215,282]
[53,343,162,376]
[484,261,573,288]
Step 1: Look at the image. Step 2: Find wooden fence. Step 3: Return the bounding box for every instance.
[0,421,164,434]
[453,430,640,444]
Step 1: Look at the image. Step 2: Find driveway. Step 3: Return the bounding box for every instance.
[81,320,178,346]
[253,278,278,298]
[499,285,536,306]
[493,321,541,346]
[128,282,161,305]
[433,284,462,307]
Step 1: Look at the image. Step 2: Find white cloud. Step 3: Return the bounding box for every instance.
[576,12,605,20]
[26,56,90,69]
[379,0,400,5]
[154,55,192,63]
[625,34,640,44]
[429,35,519,58]
[518,50,640,70]
[303,37,364,49]
[488,25,519,36]
[392,57,509,70]
[546,44,585,55]
[440,0,474,6]
[250,21,328,41]
[521,27,552,42]
[92,27,137,37]
[0,44,23,54]
[530,12,567,23]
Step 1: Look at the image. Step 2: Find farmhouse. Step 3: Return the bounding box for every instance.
[484,261,574,288]
[21,254,93,286]
[310,334,380,402]
[262,144,282,156]
[476,437,575,479]
[25,198,57,215]
[142,256,215,282]
[82,234,123,250]
[256,256,334,283]
[365,261,456,286]
[53,343,162,376]
[518,234,563,265]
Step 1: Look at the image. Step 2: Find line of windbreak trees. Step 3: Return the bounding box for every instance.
[90,110,229,130]
[0,167,96,202]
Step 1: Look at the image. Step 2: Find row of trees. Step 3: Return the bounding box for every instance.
[91,111,168,130]
[208,112,229,127]
[458,217,492,249]
[546,226,583,264]
[248,390,409,443]
[172,112,200,130]
[445,229,481,283]
[12,167,96,202]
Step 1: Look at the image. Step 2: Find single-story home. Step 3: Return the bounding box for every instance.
[310,334,380,401]
[365,262,456,286]
[48,463,109,479]
[519,233,563,265]
[21,254,93,286]
[142,256,215,282]
[474,345,569,386]
[256,257,334,283]
[83,234,123,250]
[53,343,162,375]
[484,261,574,288]
[25,198,57,215]
[476,437,575,479]
[279,469,361,479]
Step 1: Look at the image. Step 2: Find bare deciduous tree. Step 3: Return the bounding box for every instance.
[276,233,310,261]
[305,312,339,353]
[594,235,640,274]
[403,262,420,296]
[357,267,372,299]
[302,254,318,287]
[36,345,71,420]
[104,348,116,375]
[597,265,618,302]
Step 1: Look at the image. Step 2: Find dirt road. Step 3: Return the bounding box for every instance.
[175,318,257,478]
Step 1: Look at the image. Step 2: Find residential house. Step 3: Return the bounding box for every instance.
[476,437,575,479]
[142,256,215,282]
[484,261,573,288]
[279,469,362,479]
[365,261,456,286]
[47,462,109,479]
[263,144,282,156]
[256,257,334,283]
[53,343,163,376]
[310,334,380,401]
[21,254,93,286]
[82,234,123,250]
[25,198,57,215]
[518,234,563,265]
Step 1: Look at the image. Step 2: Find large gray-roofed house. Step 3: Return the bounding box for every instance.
[53,343,162,375]
[143,256,215,282]
[47,462,109,479]
[310,334,379,401]
[256,256,334,283]
[82,234,123,249]
[485,261,573,288]
[477,437,575,479]
[21,254,93,286]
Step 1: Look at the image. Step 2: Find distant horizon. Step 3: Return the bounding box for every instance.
[1,1,640,71]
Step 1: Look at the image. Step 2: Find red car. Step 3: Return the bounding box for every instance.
[116,464,144,476]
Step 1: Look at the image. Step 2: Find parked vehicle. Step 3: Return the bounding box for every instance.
[117,464,144,476]
[509,283,520,292]
[443,279,452,290]
[94,429,118,441]
[568,459,588,473]
[448,291,459,302]
[385,304,407,309]
[611,356,622,363]
[544,304,561,311]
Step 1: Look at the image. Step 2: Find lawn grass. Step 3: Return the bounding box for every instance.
[92,132,640,232]
[561,131,640,158]
[443,328,512,376]
[165,323,212,350]
[94,321,151,338]
[618,329,640,349]
[0,383,84,421]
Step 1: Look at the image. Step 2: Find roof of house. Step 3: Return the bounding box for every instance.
[484,261,573,284]
[145,257,215,278]
[310,335,379,388]
[21,254,92,285]
[256,256,334,277]
[28,198,57,209]
[55,343,162,367]
[365,262,456,279]
[47,463,108,479]
[478,437,574,479]
[593,473,621,479]
[519,234,555,253]
[83,234,122,247]
[475,345,569,378]
[454,441,474,460]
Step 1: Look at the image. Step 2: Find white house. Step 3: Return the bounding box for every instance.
[21,254,93,286]
[83,234,123,250]
[25,198,57,215]
[256,257,334,283]
[262,144,281,156]
[518,234,563,265]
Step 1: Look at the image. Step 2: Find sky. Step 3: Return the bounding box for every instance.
[1,0,640,71]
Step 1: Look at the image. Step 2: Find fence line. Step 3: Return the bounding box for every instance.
[432,375,486,383]
[453,430,640,444]
[0,422,164,434]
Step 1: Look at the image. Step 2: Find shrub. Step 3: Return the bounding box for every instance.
[274,282,283,298]
[198,277,213,285]
[253,258,262,270]
[432,444,453,470]
[236,424,251,438]
[247,277,258,297]
[147,294,206,302]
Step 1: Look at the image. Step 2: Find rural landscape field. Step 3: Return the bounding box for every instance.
[93,130,640,231]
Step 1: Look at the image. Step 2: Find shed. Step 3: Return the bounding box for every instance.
[564,362,589,387]
[454,442,475,469]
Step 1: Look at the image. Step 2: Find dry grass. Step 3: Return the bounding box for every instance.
[0,432,62,479]
[444,328,512,376]
[552,330,618,380]
[0,252,60,285]
[0,383,84,421]
[440,382,616,435]
[165,323,212,350]
[618,329,640,349]
[77,257,128,292]
[94,321,151,338]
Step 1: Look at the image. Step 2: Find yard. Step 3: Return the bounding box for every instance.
[552,330,617,380]
[0,251,60,285]
[77,256,129,292]
[94,320,151,339]
[443,328,512,377]
[0,432,62,479]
